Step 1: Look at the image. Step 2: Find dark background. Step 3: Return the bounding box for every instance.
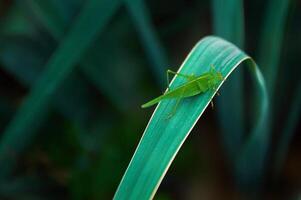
[0,0,300,199]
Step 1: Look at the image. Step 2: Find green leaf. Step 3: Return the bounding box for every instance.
[21,0,127,110]
[22,0,84,38]
[256,0,291,180]
[0,35,104,129]
[0,0,120,179]
[114,36,268,199]
[22,0,68,39]
[256,0,291,136]
[124,0,169,87]
[211,0,245,162]
[274,82,301,175]
[258,0,290,95]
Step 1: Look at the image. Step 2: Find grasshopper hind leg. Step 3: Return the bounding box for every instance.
[166,88,186,119]
[166,97,182,119]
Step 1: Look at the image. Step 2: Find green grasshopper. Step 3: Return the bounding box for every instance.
[141,66,223,118]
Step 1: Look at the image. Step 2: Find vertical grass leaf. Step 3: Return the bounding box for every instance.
[0,0,120,179]
[124,0,169,87]
[258,0,290,95]
[22,0,67,39]
[22,0,126,110]
[256,0,291,181]
[274,82,301,175]
[211,0,245,162]
[0,36,104,130]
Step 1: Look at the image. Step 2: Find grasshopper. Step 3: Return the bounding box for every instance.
[141,66,223,118]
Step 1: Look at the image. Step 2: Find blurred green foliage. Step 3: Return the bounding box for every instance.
[0,0,300,199]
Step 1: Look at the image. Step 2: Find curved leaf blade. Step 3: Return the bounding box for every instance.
[114,36,268,199]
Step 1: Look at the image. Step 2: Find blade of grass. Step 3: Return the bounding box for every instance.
[211,0,245,162]
[124,0,169,87]
[25,0,82,31]
[234,68,269,191]
[21,0,126,110]
[0,0,120,179]
[258,0,290,95]
[256,0,291,181]
[274,82,301,175]
[114,36,268,199]
[257,0,291,137]
[21,0,66,39]
[0,35,103,127]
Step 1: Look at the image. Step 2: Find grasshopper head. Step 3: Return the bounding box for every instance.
[216,71,223,82]
[210,67,223,82]
[208,65,223,90]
